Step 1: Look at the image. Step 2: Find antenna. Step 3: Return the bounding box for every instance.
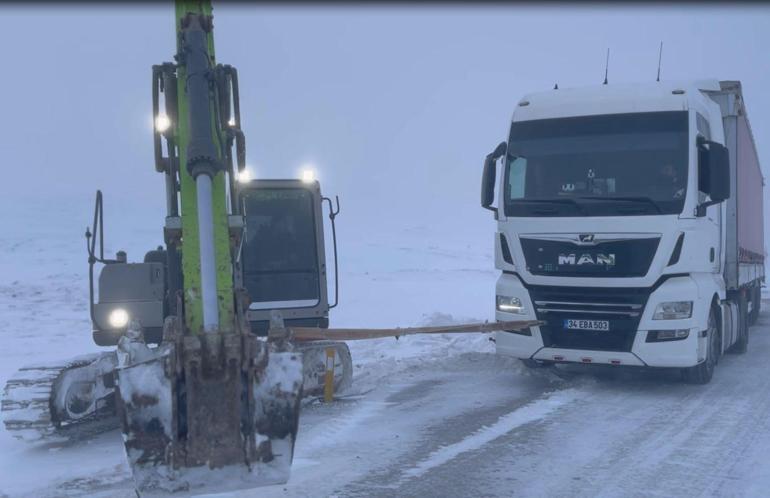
[603,48,610,85]
[656,42,663,82]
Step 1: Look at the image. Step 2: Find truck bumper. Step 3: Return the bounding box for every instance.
[494,273,707,369]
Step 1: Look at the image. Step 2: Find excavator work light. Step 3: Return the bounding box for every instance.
[301,168,316,183]
[154,113,171,133]
[108,308,129,329]
[236,168,252,183]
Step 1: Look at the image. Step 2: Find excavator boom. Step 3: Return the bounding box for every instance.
[113,2,304,495]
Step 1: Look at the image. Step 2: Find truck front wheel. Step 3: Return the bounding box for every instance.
[732,292,749,354]
[682,307,720,385]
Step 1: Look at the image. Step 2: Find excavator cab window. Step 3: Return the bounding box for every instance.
[241,187,322,309]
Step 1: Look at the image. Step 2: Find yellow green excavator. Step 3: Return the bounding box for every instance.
[3,1,349,494]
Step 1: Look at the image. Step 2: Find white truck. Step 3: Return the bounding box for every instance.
[481,80,765,384]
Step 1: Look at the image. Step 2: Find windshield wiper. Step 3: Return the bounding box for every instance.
[577,196,663,214]
[510,198,587,215]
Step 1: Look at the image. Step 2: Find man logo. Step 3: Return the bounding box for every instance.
[578,234,595,243]
[558,253,616,266]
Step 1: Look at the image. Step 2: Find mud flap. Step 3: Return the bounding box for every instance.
[115,331,303,497]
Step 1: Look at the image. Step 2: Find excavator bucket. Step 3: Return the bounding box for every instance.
[115,322,303,496]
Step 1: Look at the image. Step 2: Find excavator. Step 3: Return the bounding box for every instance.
[3,1,349,494]
[2,1,537,496]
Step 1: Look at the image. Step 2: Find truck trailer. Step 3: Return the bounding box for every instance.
[481,79,765,384]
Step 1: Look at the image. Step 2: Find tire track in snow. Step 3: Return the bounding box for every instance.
[400,388,580,482]
[292,398,395,473]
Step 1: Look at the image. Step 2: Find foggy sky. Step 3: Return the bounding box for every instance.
[1,4,769,255]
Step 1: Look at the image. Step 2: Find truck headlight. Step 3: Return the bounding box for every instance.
[108,308,130,328]
[496,295,525,314]
[653,301,692,320]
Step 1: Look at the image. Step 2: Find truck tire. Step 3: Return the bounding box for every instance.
[732,293,749,354]
[749,285,761,326]
[682,307,720,385]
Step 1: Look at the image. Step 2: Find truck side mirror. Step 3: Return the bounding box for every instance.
[697,139,730,216]
[707,142,730,203]
[481,141,507,212]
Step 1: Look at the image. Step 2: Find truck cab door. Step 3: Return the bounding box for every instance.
[696,132,729,274]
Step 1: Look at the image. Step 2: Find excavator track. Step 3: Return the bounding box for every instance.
[1,342,354,445]
[2,352,118,443]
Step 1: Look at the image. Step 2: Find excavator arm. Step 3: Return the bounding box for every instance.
[114,2,305,494]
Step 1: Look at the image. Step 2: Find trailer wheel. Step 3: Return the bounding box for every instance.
[732,292,749,354]
[682,307,720,385]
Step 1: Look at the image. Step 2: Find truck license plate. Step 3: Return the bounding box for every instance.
[563,319,610,331]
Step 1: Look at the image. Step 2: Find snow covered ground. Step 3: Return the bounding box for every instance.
[2,202,770,497]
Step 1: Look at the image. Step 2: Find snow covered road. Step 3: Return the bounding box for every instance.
[4,307,770,498]
[2,214,770,497]
[256,308,770,498]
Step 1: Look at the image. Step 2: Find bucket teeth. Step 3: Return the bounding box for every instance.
[115,333,303,496]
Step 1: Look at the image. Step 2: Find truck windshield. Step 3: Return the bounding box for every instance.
[241,188,320,308]
[504,111,689,217]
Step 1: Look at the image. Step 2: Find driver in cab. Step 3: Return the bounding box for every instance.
[660,163,685,199]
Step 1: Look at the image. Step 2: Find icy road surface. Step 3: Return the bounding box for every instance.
[4,311,770,498]
[2,209,770,497]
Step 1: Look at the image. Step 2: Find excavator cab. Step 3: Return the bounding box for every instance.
[237,178,339,335]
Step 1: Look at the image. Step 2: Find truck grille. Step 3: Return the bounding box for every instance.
[520,237,660,278]
[528,285,651,352]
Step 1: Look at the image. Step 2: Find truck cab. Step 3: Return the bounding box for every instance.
[482,80,764,383]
